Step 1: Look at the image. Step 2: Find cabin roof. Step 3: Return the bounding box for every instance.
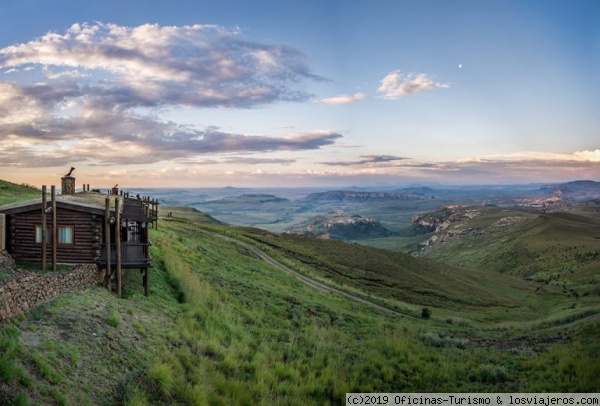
[121,199,151,222]
[0,199,111,216]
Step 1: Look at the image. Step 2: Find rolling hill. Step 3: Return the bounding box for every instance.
[413,204,600,295]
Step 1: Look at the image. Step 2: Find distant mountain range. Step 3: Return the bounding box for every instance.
[540,180,600,200]
[303,190,431,202]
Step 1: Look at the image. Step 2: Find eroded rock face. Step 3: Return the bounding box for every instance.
[284,211,393,240]
[411,206,486,251]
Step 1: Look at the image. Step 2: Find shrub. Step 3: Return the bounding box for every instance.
[470,363,508,383]
[421,308,431,319]
[106,310,121,328]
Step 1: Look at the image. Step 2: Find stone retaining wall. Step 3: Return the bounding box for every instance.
[0,264,101,322]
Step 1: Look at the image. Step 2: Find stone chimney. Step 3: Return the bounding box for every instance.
[61,167,76,195]
[61,176,75,195]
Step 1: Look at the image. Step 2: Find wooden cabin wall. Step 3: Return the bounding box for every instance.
[8,209,103,264]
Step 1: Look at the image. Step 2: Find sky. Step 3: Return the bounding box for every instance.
[0,0,598,188]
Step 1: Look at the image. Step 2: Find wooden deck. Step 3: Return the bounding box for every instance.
[99,242,151,268]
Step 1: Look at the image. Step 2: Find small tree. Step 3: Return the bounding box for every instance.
[421,307,431,319]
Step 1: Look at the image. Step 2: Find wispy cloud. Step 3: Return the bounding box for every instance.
[0,112,341,166]
[308,150,600,184]
[377,70,449,99]
[316,70,448,104]
[315,92,368,105]
[183,157,297,166]
[320,154,410,166]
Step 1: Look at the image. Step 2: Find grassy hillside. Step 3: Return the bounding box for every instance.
[1,188,600,404]
[413,205,600,296]
[0,180,40,206]
[227,225,576,324]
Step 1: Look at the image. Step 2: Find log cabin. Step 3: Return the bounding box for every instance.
[0,196,154,295]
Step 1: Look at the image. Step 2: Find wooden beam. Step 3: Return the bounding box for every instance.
[51,185,57,272]
[115,198,122,297]
[143,222,149,296]
[41,185,47,271]
[105,197,112,292]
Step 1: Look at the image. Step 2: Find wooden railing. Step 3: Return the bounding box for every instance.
[100,242,150,266]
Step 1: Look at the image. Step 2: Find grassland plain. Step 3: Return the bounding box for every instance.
[0,185,599,405]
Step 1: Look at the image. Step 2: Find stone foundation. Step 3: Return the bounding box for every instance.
[0,264,101,322]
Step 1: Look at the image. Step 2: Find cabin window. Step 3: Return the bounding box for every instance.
[58,226,74,244]
[35,225,51,244]
[35,226,74,244]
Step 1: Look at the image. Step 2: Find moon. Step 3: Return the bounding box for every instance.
[458,63,463,69]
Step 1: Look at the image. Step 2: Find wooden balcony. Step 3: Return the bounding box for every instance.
[99,242,151,268]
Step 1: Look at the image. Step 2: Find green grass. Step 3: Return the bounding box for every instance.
[0,180,40,206]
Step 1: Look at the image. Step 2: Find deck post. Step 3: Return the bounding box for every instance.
[105,198,112,292]
[41,185,47,271]
[143,268,149,296]
[51,185,57,272]
[115,198,122,297]
[152,199,158,229]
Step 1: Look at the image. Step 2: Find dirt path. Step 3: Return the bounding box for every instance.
[543,312,600,331]
[213,233,410,318]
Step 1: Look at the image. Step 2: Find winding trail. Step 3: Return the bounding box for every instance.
[209,231,600,330]
[213,233,409,318]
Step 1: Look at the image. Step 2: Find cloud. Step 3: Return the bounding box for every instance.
[310,150,600,185]
[573,149,600,162]
[377,70,449,99]
[320,154,410,166]
[316,92,368,105]
[0,108,341,166]
[183,157,296,166]
[0,22,344,168]
[0,22,320,108]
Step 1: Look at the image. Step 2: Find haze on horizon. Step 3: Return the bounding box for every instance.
[0,0,598,189]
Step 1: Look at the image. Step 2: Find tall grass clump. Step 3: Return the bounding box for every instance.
[148,361,176,398]
[0,354,21,383]
[106,308,121,328]
[0,326,28,385]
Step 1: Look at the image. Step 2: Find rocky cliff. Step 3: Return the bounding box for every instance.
[283,211,393,240]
